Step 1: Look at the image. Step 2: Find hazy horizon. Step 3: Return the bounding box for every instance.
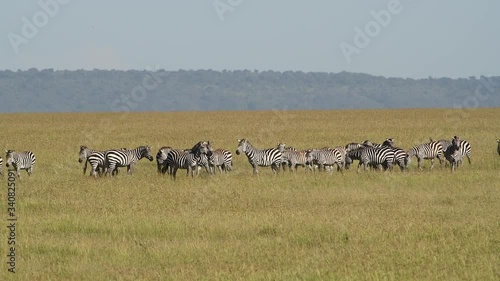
[1,1,498,79]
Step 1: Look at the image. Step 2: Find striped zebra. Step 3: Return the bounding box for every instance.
[276,143,296,171]
[345,142,364,152]
[345,140,392,170]
[357,146,395,172]
[236,139,282,174]
[166,141,212,179]
[406,140,443,170]
[79,145,98,175]
[165,149,190,180]
[345,141,377,169]
[284,150,313,172]
[305,146,346,172]
[429,138,451,166]
[156,146,173,175]
[372,138,394,148]
[385,147,408,171]
[104,146,153,176]
[209,149,233,174]
[86,148,127,177]
[0,157,3,176]
[5,150,36,179]
[444,137,462,172]
[452,136,471,165]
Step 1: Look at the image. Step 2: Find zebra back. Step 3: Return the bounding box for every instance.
[105,146,153,169]
[407,141,443,160]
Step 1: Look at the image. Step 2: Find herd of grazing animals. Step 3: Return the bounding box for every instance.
[0,135,493,179]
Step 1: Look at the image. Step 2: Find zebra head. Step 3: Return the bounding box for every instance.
[362,140,374,147]
[276,143,286,152]
[304,149,317,165]
[206,141,214,156]
[383,138,394,147]
[79,145,89,163]
[405,150,414,166]
[140,146,154,161]
[236,139,249,155]
[191,141,210,156]
[451,136,461,150]
[5,150,14,167]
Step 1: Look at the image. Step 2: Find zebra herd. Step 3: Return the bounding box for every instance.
[79,141,232,180]
[235,136,473,174]
[0,135,492,179]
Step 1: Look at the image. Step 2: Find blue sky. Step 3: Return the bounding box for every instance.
[1,0,498,78]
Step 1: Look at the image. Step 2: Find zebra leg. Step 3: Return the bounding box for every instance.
[252,164,258,175]
[127,164,133,175]
[417,157,423,170]
[171,167,179,180]
[83,160,88,175]
[106,164,116,177]
[430,159,434,170]
[271,164,279,174]
[28,166,33,176]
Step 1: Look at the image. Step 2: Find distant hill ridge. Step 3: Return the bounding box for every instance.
[0,69,498,113]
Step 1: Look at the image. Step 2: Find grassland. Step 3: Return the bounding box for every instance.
[0,108,499,280]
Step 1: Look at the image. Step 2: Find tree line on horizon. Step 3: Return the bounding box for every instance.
[0,68,498,113]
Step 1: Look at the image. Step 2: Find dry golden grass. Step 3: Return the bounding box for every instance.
[0,108,499,280]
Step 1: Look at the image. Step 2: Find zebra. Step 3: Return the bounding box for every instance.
[357,146,395,172]
[345,142,364,152]
[104,146,153,176]
[406,140,444,170]
[345,140,391,170]
[444,137,463,172]
[345,146,366,170]
[165,149,190,180]
[156,146,173,175]
[166,141,212,179]
[429,138,451,166]
[305,146,346,172]
[236,139,282,174]
[276,143,296,171]
[0,157,3,176]
[86,148,127,177]
[209,149,233,174]
[385,147,408,171]
[452,136,471,165]
[79,145,98,175]
[5,150,36,179]
[284,150,313,172]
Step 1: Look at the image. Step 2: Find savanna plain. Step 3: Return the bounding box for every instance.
[0,108,499,280]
